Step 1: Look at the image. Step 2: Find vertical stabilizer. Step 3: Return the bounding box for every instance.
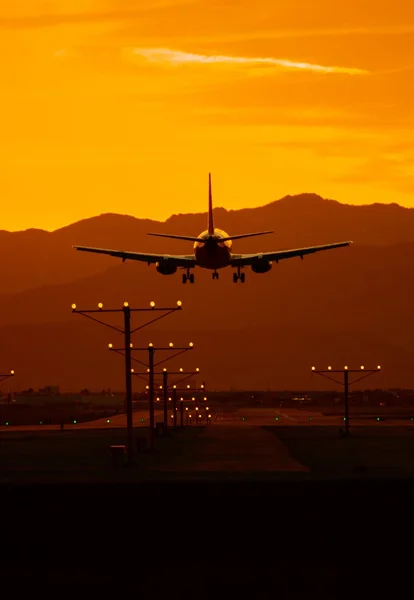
[208,172,214,235]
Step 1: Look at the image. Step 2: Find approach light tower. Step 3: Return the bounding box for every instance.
[311,365,382,436]
[72,300,183,465]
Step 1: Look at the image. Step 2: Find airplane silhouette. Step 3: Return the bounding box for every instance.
[73,174,352,283]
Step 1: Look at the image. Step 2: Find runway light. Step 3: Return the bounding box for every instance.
[159,385,163,389]
[98,302,103,309]
[198,414,202,419]
[343,417,347,421]
[344,366,348,370]
[275,417,279,421]
[311,366,315,371]
[242,417,245,421]
[146,385,149,390]
[124,302,129,307]
[204,397,207,401]
[5,422,8,426]
[73,420,77,424]
[206,407,209,411]
[131,368,134,373]
[156,397,160,402]
[195,407,198,411]
[147,368,150,373]
[377,365,381,370]
[141,418,144,422]
[208,414,211,419]
[201,384,205,389]
[173,385,176,389]
[10,370,14,375]
[71,303,77,310]
[163,368,167,372]
[177,300,182,307]
[189,342,194,347]
[169,342,174,347]
[107,419,110,423]
[180,397,183,401]
[192,397,195,401]
[130,343,133,348]
[187,384,191,389]
[150,301,155,308]
[108,343,113,349]
[179,368,183,372]
[168,397,171,401]
[196,368,200,372]
[186,407,188,411]
[40,421,42,425]
[360,365,364,370]
[328,366,332,370]
[377,417,380,421]
[148,343,153,347]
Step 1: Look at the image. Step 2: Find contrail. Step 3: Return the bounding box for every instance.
[127,47,368,75]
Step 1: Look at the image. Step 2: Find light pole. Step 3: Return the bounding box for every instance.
[71,300,183,465]
[111,342,195,450]
[311,365,382,436]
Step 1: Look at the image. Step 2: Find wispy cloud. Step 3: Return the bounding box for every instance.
[125,47,368,75]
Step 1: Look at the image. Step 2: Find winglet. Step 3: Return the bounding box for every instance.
[208,172,214,235]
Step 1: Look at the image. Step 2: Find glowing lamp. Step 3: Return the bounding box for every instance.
[328,366,332,370]
[148,343,153,347]
[98,302,103,309]
[163,368,167,372]
[180,368,183,372]
[131,368,134,373]
[344,366,348,370]
[189,342,194,347]
[10,370,14,375]
[204,397,207,401]
[71,303,77,310]
[196,368,200,372]
[186,407,188,411]
[177,301,182,307]
[377,365,381,370]
[150,301,155,308]
[361,365,365,370]
[169,342,174,347]
[123,301,129,307]
[187,384,190,389]
[173,385,176,389]
[311,366,315,371]
[108,343,113,349]
[146,385,149,390]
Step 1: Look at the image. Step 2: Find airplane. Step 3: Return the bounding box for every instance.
[73,174,352,284]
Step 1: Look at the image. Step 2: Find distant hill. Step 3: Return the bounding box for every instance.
[1,194,414,294]
[0,241,413,390]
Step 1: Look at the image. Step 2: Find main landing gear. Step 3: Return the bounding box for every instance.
[212,270,219,280]
[182,269,194,284]
[233,267,245,283]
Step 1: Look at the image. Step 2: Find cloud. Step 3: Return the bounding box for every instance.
[125,47,368,75]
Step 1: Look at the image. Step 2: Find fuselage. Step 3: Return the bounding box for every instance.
[194,228,232,270]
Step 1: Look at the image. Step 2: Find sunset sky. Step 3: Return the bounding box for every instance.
[1,0,414,231]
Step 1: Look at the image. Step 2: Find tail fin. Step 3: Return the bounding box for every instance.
[208,173,214,235]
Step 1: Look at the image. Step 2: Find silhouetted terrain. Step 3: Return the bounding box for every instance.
[0,193,413,390]
[2,194,414,294]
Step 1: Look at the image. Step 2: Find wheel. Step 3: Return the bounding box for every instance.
[182,274,187,284]
[240,272,245,283]
[233,273,238,283]
[189,273,195,283]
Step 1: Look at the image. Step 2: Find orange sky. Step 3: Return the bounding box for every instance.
[1,0,414,231]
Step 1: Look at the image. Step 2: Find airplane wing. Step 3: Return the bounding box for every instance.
[229,241,352,265]
[73,246,197,268]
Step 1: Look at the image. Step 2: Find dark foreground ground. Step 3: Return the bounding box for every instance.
[3,424,414,592]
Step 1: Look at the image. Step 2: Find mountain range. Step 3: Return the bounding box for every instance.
[1,193,413,392]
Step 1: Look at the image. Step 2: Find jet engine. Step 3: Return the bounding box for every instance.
[251,259,272,274]
[156,261,177,275]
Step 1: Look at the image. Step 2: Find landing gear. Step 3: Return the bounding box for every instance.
[182,270,195,284]
[233,268,245,283]
[212,270,219,280]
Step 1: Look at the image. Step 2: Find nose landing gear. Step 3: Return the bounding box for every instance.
[233,268,245,283]
[182,270,195,284]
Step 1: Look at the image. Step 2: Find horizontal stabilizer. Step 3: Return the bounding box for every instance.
[147,232,202,242]
[218,231,273,242]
